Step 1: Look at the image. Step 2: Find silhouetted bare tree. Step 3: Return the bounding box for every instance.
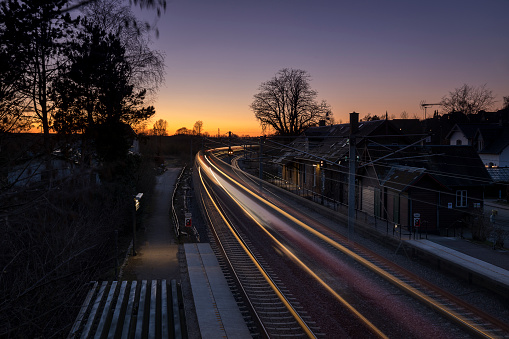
[193,120,203,135]
[82,0,164,97]
[440,84,495,115]
[361,113,381,121]
[0,50,30,133]
[176,127,191,135]
[502,96,509,110]
[152,119,167,136]
[62,0,166,16]
[251,68,332,136]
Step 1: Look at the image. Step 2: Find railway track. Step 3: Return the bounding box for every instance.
[248,179,509,338]
[346,240,509,339]
[245,181,509,339]
[198,168,322,338]
[199,150,509,338]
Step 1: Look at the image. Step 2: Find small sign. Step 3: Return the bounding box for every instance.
[185,213,192,227]
[413,213,420,227]
[448,202,452,209]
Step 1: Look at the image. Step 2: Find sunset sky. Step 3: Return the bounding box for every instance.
[140,0,509,136]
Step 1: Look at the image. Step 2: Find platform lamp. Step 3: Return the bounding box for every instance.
[132,193,143,256]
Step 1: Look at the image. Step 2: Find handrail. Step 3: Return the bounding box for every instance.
[171,166,186,238]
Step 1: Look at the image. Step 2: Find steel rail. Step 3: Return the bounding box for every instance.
[203,152,388,338]
[197,169,269,338]
[198,165,317,338]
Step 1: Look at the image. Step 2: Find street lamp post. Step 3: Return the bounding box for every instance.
[132,193,143,256]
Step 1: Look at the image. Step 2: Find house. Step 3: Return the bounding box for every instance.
[446,123,499,146]
[2,133,80,188]
[270,117,492,234]
[474,125,509,168]
[358,145,492,233]
[0,130,138,188]
[446,122,509,168]
[272,118,418,206]
[446,123,509,200]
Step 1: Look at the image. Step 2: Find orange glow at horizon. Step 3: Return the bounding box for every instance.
[148,93,355,137]
[151,105,263,137]
[148,93,268,136]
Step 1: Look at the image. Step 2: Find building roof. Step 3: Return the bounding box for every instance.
[367,145,492,188]
[477,125,509,154]
[486,167,509,183]
[276,120,402,165]
[380,165,425,192]
[445,123,502,142]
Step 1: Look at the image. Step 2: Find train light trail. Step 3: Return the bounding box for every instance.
[198,166,317,339]
[198,151,501,339]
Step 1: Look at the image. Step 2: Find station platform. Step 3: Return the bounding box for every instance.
[184,243,251,338]
[262,173,509,298]
[405,236,509,296]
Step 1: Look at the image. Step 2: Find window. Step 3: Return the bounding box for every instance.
[456,190,467,207]
[456,139,462,145]
[478,140,484,152]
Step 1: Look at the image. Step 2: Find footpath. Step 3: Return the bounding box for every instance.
[69,167,249,338]
[121,168,181,281]
[118,167,249,338]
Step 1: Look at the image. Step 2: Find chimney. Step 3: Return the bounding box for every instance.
[350,112,359,135]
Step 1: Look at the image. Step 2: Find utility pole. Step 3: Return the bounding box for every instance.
[348,112,358,241]
[321,161,325,205]
[259,136,264,191]
[228,131,232,162]
[190,135,193,166]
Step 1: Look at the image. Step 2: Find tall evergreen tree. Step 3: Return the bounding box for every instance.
[0,0,76,144]
[52,20,155,162]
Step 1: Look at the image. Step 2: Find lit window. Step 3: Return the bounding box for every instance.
[456,190,467,207]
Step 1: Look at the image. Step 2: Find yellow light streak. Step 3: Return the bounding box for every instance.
[202,152,498,339]
[198,167,317,339]
[211,173,389,339]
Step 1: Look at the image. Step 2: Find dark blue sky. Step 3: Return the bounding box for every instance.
[143,0,509,135]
